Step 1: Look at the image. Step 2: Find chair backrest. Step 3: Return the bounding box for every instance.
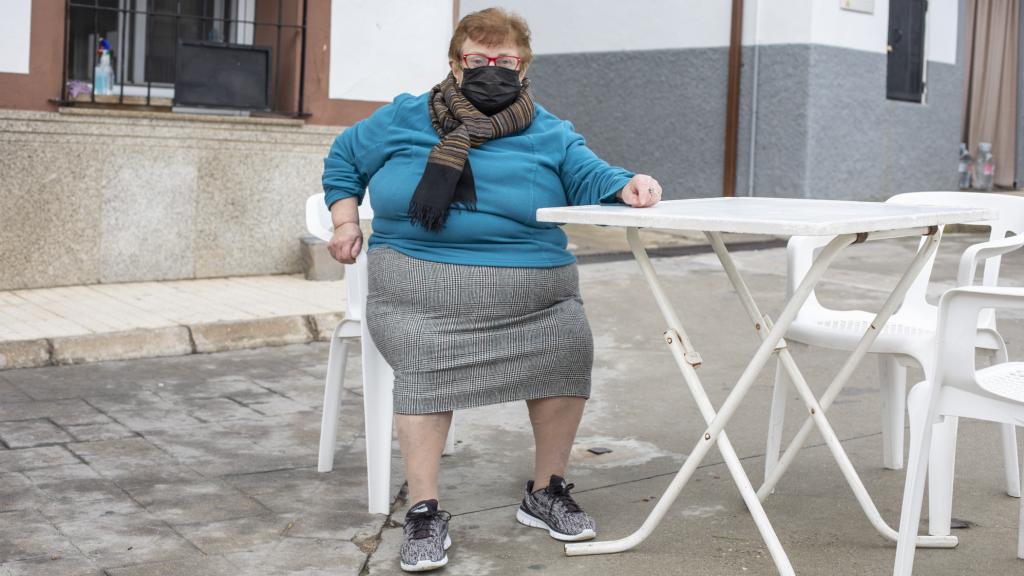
[788,192,1024,319]
[891,192,1024,326]
[934,286,1024,398]
[889,191,1024,286]
[305,192,373,321]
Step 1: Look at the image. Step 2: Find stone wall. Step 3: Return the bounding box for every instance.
[0,108,339,290]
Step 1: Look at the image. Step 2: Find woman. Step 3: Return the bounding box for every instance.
[322,8,661,572]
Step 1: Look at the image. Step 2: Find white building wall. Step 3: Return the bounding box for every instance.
[323,0,960,101]
[460,0,735,53]
[459,0,958,64]
[328,0,452,102]
[806,0,958,64]
[0,0,32,75]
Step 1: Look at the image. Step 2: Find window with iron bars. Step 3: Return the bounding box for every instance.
[62,0,307,116]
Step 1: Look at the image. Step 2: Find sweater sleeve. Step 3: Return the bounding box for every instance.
[321,94,411,209]
[558,121,634,207]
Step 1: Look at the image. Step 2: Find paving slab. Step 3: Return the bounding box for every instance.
[0,446,80,472]
[138,425,294,478]
[53,511,202,568]
[63,421,137,442]
[102,556,238,576]
[172,513,299,555]
[0,398,112,426]
[0,553,104,576]
[0,419,73,448]
[121,479,270,526]
[2,363,163,401]
[0,509,79,563]
[0,472,48,513]
[66,438,202,484]
[25,464,143,523]
[220,538,366,576]
[222,466,395,542]
[0,379,30,403]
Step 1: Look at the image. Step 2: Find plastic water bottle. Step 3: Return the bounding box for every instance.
[957,143,972,190]
[93,48,114,95]
[973,142,996,191]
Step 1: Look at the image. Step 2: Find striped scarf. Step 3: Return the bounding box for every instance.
[409,73,536,232]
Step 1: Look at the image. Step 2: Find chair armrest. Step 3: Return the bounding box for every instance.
[935,286,1024,384]
[956,235,1024,287]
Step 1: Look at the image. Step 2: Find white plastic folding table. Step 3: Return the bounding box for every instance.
[537,197,992,575]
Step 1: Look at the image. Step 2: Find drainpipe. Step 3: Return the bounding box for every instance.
[747,0,762,196]
[722,0,744,197]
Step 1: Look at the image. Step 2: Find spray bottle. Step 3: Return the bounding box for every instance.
[94,38,114,96]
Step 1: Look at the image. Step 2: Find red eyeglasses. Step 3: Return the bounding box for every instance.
[461,53,522,71]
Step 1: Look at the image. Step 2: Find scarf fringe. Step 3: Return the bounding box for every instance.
[408,201,449,233]
[408,199,480,232]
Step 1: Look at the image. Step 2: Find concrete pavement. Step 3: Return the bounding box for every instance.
[1,234,1023,575]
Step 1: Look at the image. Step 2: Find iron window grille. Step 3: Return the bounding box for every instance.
[60,0,308,116]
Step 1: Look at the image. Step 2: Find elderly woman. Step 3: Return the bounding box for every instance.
[322,7,660,572]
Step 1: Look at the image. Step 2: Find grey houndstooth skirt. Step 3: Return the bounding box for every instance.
[365,247,594,415]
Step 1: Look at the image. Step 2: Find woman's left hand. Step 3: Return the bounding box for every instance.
[617,175,662,208]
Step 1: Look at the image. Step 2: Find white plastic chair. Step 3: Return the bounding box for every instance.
[306,192,455,515]
[894,285,1024,575]
[765,192,1024,535]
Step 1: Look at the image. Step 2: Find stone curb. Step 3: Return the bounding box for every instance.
[52,326,193,366]
[0,312,344,371]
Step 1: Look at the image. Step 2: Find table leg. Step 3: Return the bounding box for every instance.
[705,232,958,549]
[565,229,855,574]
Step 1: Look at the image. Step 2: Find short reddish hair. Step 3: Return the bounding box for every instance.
[449,8,533,69]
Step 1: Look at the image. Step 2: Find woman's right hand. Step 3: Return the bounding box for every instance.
[328,222,363,264]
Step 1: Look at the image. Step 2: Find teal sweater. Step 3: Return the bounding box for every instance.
[321,92,634,268]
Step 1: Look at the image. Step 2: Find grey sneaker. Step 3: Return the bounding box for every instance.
[399,499,452,572]
[516,475,597,541]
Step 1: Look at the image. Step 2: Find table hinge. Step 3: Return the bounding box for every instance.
[664,329,703,368]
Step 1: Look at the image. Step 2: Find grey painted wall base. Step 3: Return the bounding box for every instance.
[529,43,964,202]
[529,48,730,200]
[802,45,962,200]
[0,109,339,290]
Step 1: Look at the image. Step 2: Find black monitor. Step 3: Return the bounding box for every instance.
[174,41,271,111]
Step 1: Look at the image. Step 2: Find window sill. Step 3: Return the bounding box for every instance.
[56,102,307,127]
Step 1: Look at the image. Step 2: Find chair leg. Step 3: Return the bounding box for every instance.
[362,328,395,515]
[894,382,938,576]
[1002,424,1020,498]
[879,355,908,470]
[764,359,789,487]
[443,412,456,456]
[927,415,959,537]
[1019,456,1024,559]
[318,338,349,473]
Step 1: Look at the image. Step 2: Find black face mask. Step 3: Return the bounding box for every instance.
[459,66,522,115]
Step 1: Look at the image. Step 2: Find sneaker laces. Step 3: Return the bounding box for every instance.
[546,482,582,514]
[406,510,451,540]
